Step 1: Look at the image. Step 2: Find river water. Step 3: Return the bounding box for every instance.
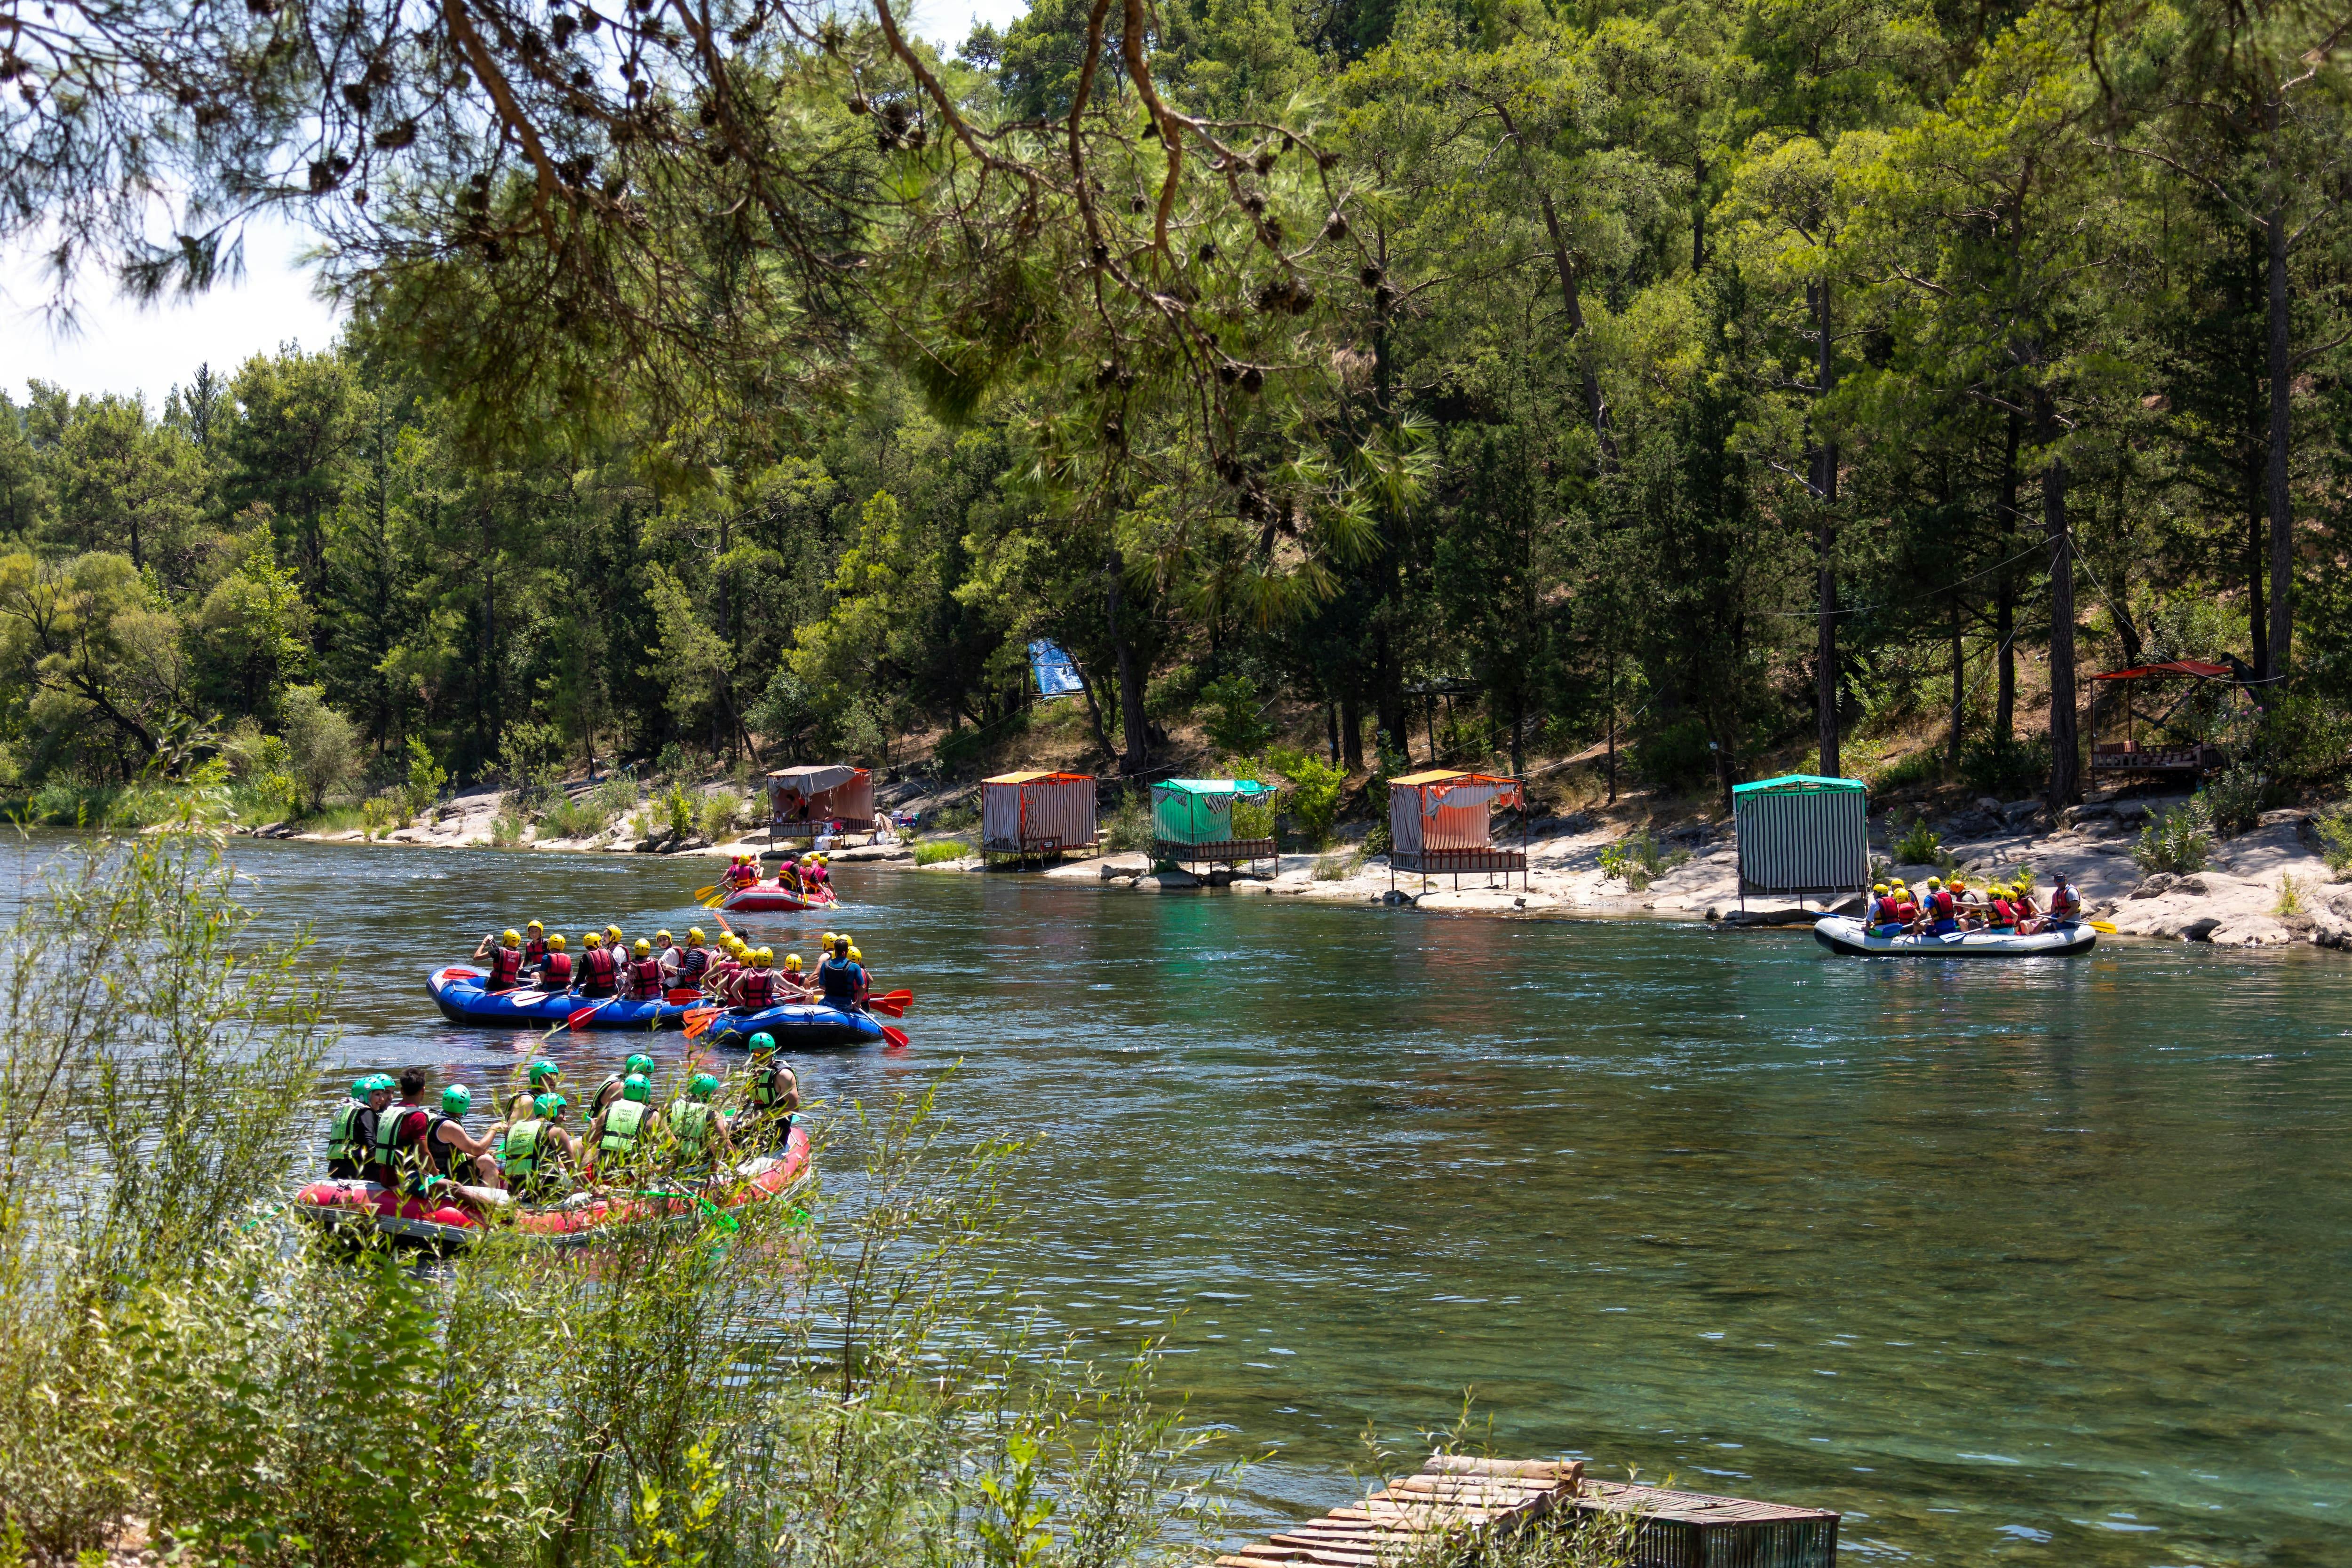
[202,838,2351,1565]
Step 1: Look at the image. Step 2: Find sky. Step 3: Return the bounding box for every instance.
[2,0,1025,412]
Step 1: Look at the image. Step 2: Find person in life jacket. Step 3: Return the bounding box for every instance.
[1890,882,1921,927]
[1915,877,1954,934]
[423,1085,506,1193]
[731,1036,800,1152]
[576,932,620,998]
[731,948,781,1011]
[534,933,574,990]
[2047,874,2082,924]
[591,1053,657,1119]
[522,920,548,966]
[2011,879,2045,933]
[586,1073,655,1177]
[659,1073,732,1175]
[327,1074,395,1180]
[814,935,866,1011]
[1987,883,2017,928]
[1865,883,1895,933]
[775,853,803,894]
[471,928,528,993]
[369,1068,436,1190]
[803,854,831,892]
[527,1058,564,1103]
[628,939,664,1000]
[705,936,742,998]
[500,1092,578,1204]
[668,927,712,992]
[780,952,814,998]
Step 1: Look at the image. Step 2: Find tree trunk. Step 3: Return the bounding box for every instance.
[1809,280,1838,778]
[1537,191,1615,467]
[2249,473,2268,678]
[1105,549,1149,777]
[2042,412,2080,807]
[2265,196,2293,676]
[1948,594,1964,768]
[1327,703,1341,766]
[1340,690,1363,769]
[1996,410,2019,741]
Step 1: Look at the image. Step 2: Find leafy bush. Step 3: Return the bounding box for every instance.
[915,839,971,865]
[657,739,691,783]
[1101,792,1151,852]
[1891,814,1943,866]
[2252,695,2352,788]
[1959,735,2050,799]
[489,809,530,848]
[360,797,399,840]
[1598,828,1686,891]
[2275,873,2304,916]
[662,782,698,839]
[1311,847,1362,880]
[699,792,746,843]
[2314,806,2352,879]
[498,720,564,810]
[1200,673,1274,757]
[280,685,358,813]
[1265,745,1345,847]
[401,734,447,820]
[2197,760,2266,837]
[538,793,609,841]
[2134,799,2213,873]
[1865,745,1946,793]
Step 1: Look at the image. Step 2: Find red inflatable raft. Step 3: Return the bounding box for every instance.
[715,881,838,913]
[290,1122,811,1250]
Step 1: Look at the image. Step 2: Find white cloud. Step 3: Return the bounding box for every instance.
[1,214,347,410]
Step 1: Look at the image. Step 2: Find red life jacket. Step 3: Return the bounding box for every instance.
[1892,900,1918,923]
[540,951,573,987]
[524,937,548,964]
[580,947,619,995]
[487,946,525,992]
[632,957,663,995]
[735,968,778,1008]
[1931,890,1956,919]
[2050,885,2080,916]
[1991,897,2014,926]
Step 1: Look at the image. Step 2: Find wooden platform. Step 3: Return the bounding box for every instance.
[1200,1455,1837,1568]
[1154,837,1278,866]
[1391,848,1527,874]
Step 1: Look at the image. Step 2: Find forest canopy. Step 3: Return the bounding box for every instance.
[5,0,2352,812]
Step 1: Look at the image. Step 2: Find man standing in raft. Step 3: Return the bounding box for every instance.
[814,934,867,1012]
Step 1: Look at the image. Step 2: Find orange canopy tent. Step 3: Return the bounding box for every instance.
[1388,769,1528,890]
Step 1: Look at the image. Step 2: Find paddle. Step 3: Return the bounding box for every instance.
[692,883,718,900]
[548,998,614,1038]
[880,1023,909,1048]
[665,987,705,1004]
[682,1006,722,1041]
[2088,919,2118,934]
[865,989,912,1018]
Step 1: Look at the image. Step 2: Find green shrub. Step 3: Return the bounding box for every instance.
[1959,735,2050,799]
[699,792,746,843]
[2135,799,2213,873]
[662,782,697,839]
[1200,673,1275,758]
[2197,760,2267,837]
[1101,792,1151,852]
[2276,873,2304,916]
[1866,745,1946,793]
[1265,745,1345,847]
[538,793,609,840]
[1598,828,1686,891]
[401,734,447,820]
[1891,814,1943,866]
[915,839,971,865]
[1311,847,1361,880]
[2254,695,2352,787]
[657,739,691,783]
[2314,805,2352,879]
[360,797,399,840]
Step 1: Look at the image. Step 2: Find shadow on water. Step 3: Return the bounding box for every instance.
[33,833,2349,1566]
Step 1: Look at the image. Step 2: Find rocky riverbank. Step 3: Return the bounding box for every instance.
[233,778,2352,950]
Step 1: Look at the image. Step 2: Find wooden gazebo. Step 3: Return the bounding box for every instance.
[765,764,873,840]
[1387,770,1527,891]
[2087,660,2233,782]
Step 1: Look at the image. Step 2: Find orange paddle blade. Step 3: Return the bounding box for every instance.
[683,1007,720,1040]
[867,993,909,1018]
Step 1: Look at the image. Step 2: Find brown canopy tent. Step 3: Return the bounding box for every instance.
[765,765,873,838]
[2087,660,2234,783]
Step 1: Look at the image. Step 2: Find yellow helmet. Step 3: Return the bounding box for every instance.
[755,946,774,966]
[1872,883,1888,895]
[848,945,862,961]
[821,931,837,948]
[688,927,705,945]
[606,925,622,941]
[634,938,652,956]
[582,933,600,950]
[655,929,672,945]
[785,953,803,971]
[548,933,567,951]
[833,933,850,950]
[501,928,521,948]
[526,919,543,932]
[1925,877,1942,889]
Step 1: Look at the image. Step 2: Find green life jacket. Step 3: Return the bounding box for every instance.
[600,1099,648,1157]
[667,1099,713,1156]
[748,1064,784,1109]
[373,1101,421,1175]
[328,1101,371,1164]
[503,1118,548,1176]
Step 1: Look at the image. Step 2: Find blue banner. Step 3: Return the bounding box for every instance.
[1029,639,1083,698]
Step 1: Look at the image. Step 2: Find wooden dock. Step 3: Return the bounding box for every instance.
[1201,1454,1838,1568]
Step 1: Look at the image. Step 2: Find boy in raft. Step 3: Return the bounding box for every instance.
[470,927,528,993]
[780,952,815,998]
[590,1053,657,1120]
[657,1073,733,1177]
[2011,879,2045,933]
[532,932,573,990]
[585,1074,655,1179]
[625,938,665,1000]
[1921,877,1959,934]
[731,1036,799,1152]
[369,1067,437,1191]
[723,854,759,892]
[803,854,832,893]
[666,927,712,992]
[326,1074,395,1179]
[1865,883,1899,934]
[730,947,783,1012]
[500,1093,578,1204]
[522,920,548,967]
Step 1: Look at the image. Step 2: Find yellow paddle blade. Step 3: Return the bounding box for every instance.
[692,884,718,900]
[2088,919,2117,934]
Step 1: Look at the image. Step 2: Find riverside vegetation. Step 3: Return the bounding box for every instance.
[3,1,2352,829]
[0,814,1643,1566]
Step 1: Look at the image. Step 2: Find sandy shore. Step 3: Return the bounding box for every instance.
[239,782,2352,951]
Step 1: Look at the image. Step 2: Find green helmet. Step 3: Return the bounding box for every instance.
[626,1053,655,1076]
[349,1076,375,1102]
[534,1092,567,1118]
[621,1073,652,1103]
[371,1073,398,1093]
[689,1073,719,1100]
[528,1059,561,1087]
[442,1085,472,1117]
[747,1032,776,1054]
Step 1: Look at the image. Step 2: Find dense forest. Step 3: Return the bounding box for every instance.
[6,0,2352,817]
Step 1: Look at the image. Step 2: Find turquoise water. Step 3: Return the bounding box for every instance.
[224,839,2349,1565]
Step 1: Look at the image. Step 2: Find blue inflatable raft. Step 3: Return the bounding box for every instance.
[428,966,888,1047]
